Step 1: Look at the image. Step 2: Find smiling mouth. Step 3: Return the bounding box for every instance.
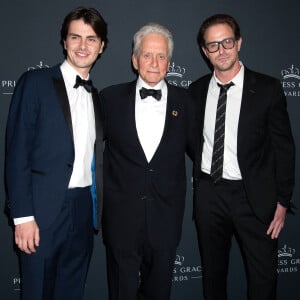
[76,52,89,57]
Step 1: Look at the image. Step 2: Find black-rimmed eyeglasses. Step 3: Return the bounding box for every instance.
[205,37,236,53]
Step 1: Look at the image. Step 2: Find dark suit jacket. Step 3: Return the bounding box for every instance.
[189,67,295,224]
[5,64,103,230]
[99,80,194,250]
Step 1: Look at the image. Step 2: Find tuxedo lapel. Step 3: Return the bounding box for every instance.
[162,84,177,137]
[237,69,257,153]
[128,83,138,143]
[53,75,74,143]
[127,81,150,162]
[150,83,181,161]
[91,88,103,164]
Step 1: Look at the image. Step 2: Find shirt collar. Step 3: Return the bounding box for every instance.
[60,60,90,89]
[212,61,244,90]
[136,76,166,91]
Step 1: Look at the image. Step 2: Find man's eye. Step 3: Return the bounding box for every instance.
[70,35,80,41]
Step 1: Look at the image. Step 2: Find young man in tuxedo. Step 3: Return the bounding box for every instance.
[100,23,195,300]
[6,7,107,299]
[189,14,295,300]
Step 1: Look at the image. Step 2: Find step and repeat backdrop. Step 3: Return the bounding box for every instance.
[0,0,299,299]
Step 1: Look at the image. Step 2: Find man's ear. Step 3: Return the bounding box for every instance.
[201,46,209,58]
[132,54,138,70]
[237,37,242,52]
[99,41,105,54]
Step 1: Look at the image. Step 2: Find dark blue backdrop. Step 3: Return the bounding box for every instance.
[1,1,299,299]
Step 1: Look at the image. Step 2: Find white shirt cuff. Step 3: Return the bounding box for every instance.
[14,216,35,225]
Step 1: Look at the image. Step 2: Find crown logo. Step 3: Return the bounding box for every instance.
[174,255,185,266]
[281,65,300,80]
[167,62,186,78]
[278,244,296,258]
[28,61,50,71]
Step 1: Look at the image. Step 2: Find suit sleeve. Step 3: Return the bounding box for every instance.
[5,71,39,219]
[268,79,295,210]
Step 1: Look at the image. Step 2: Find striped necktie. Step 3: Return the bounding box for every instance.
[210,82,234,182]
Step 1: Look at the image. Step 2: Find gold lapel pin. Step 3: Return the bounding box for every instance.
[172,110,178,117]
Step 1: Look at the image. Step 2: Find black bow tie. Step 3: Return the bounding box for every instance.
[73,75,93,93]
[139,87,162,101]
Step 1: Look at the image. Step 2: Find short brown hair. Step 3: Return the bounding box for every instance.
[197,14,241,47]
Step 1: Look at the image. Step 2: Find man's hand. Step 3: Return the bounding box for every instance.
[15,220,40,254]
[267,203,287,239]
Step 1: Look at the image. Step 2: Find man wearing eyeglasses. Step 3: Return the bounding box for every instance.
[189,14,295,300]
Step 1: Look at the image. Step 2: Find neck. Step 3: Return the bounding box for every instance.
[215,63,241,84]
[65,60,90,79]
[78,70,90,79]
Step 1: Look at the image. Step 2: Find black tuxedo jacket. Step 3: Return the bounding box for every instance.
[189,67,295,224]
[6,64,103,230]
[100,80,195,250]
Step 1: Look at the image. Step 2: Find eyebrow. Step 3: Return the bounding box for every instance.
[206,37,234,44]
[68,33,98,39]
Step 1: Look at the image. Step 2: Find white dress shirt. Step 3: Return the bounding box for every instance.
[61,61,96,188]
[201,63,244,180]
[14,60,96,225]
[135,77,167,162]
